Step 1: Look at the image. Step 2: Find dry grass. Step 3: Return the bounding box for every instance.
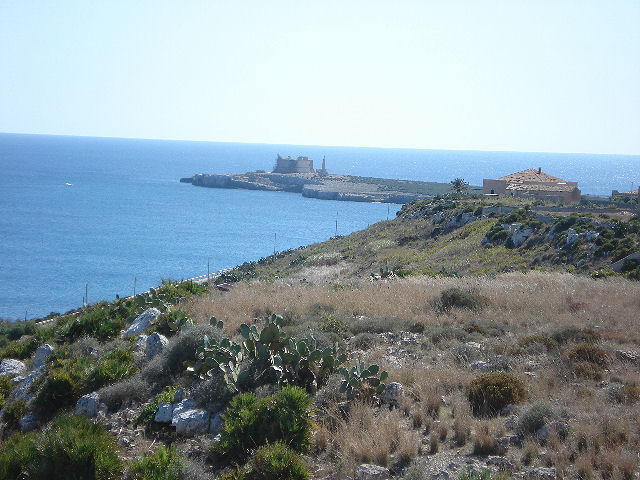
[178,271,640,476]
[328,401,420,475]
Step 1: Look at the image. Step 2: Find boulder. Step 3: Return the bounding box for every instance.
[173,388,186,403]
[75,392,103,418]
[19,413,39,432]
[146,332,169,358]
[0,359,27,377]
[172,408,210,435]
[526,467,556,479]
[355,464,390,480]
[33,344,54,369]
[615,349,640,365]
[154,402,174,423]
[172,399,197,418]
[381,382,403,407]
[122,308,161,337]
[209,412,223,435]
[135,334,148,354]
[566,228,579,245]
[12,367,45,401]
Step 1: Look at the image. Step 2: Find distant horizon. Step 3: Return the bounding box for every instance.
[3,131,639,158]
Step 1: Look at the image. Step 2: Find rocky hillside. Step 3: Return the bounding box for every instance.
[0,198,638,480]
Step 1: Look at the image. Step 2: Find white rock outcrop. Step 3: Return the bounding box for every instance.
[146,332,169,358]
[154,402,174,423]
[0,359,27,377]
[355,464,390,480]
[33,344,54,369]
[381,382,404,407]
[122,308,161,337]
[172,408,210,435]
[75,392,103,418]
[12,367,45,401]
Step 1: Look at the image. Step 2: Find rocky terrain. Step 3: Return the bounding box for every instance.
[0,197,638,480]
[180,172,482,204]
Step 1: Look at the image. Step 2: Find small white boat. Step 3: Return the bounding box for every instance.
[64,182,73,186]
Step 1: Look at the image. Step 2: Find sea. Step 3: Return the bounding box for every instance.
[1,133,639,320]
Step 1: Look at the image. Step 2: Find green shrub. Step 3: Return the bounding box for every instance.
[517,403,554,436]
[563,343,609,367]
[153,310,192,336]
[351,332,378,350]
[0,319,36,341]
[518,335,558,351]
[551,327,600,345]
[246,442,309,480]
[156,279,206,301]
[87,349,137,390]
[571,361,604,380]
[0,335,40,360]
[0,430,39,480]
[34,356,92,416]
[128,445,181,480]
[61,302,129,342]
[436,288,483,312]
[2,400,28,431]
[216,386,313,463]
[321,314,348,334]
[0,414,122,480]
[468,372,527,416]
[0,376,15,409]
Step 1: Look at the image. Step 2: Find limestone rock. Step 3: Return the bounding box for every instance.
[122,308,160,337]
[135,334,148,354]
[172,408,210,435]
[146,332,168,357]
[75,392,103,418]
[0,359,27,377]
[381,382,403,407]
[209,412,223,435]
[12,367,45,401]
[355,464,390,480]
[33,344,54,369]
[172,399,197,418]
[173,388,186,403]
[526,467,557,479]
[615,349,640,365]
[154,402,174,423]
[566,228,579,245]
[19,413,39,432]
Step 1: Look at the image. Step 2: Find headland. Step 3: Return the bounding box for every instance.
[180,154,482,203]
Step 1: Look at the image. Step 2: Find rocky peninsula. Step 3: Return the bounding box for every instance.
[180,171,481,204]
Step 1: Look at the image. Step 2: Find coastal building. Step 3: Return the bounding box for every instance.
[273,154,314,174]
[317,156,328,176]
[483,168,581,204]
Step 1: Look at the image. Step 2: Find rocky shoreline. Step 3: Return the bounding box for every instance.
[180,172,442,204]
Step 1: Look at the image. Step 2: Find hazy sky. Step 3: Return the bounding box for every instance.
[1,1,639,154]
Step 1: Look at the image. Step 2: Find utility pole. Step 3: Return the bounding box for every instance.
[274,233,277,255]
[208,257,210,281]
[335,212,338,237]
[133,277,137,297]
[387,204,390,221]
[85,283,88,307]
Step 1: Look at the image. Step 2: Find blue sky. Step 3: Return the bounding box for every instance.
[1,1,639,154]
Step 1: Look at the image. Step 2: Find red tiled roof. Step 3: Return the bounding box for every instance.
[505,183,576,192]
[497,168,568,184]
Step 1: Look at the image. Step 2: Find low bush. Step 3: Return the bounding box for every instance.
[518,335,558,351]
[128,445,181,480]
[467,372,527,416]
[153,310,192,336]
[435,288,483,312]
[563,343,609,367]
[33,356,92,416]
[0,376,14,409]
[571,361,604,380]
[86,348,137,391]
[216,386,313,463]
[472,425,499,455]
[245,442,309,480]
[517,403,554,436]
[60,301,132,342]
[98,373,154,411]
[350,332,378,350]
[2,400,28,431]
[551,327,600,345]
[349,316,406,335]
[0,414,122,480]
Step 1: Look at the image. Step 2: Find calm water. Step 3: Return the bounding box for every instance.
[1,133,639,319]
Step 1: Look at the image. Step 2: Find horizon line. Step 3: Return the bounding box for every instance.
[1,130,640,158]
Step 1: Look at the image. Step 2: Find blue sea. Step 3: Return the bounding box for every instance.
[1,133,639,320]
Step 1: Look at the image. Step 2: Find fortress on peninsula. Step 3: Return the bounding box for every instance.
[272,154,328,175]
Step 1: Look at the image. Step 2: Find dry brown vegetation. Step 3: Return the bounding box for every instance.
[181,271,640,478]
